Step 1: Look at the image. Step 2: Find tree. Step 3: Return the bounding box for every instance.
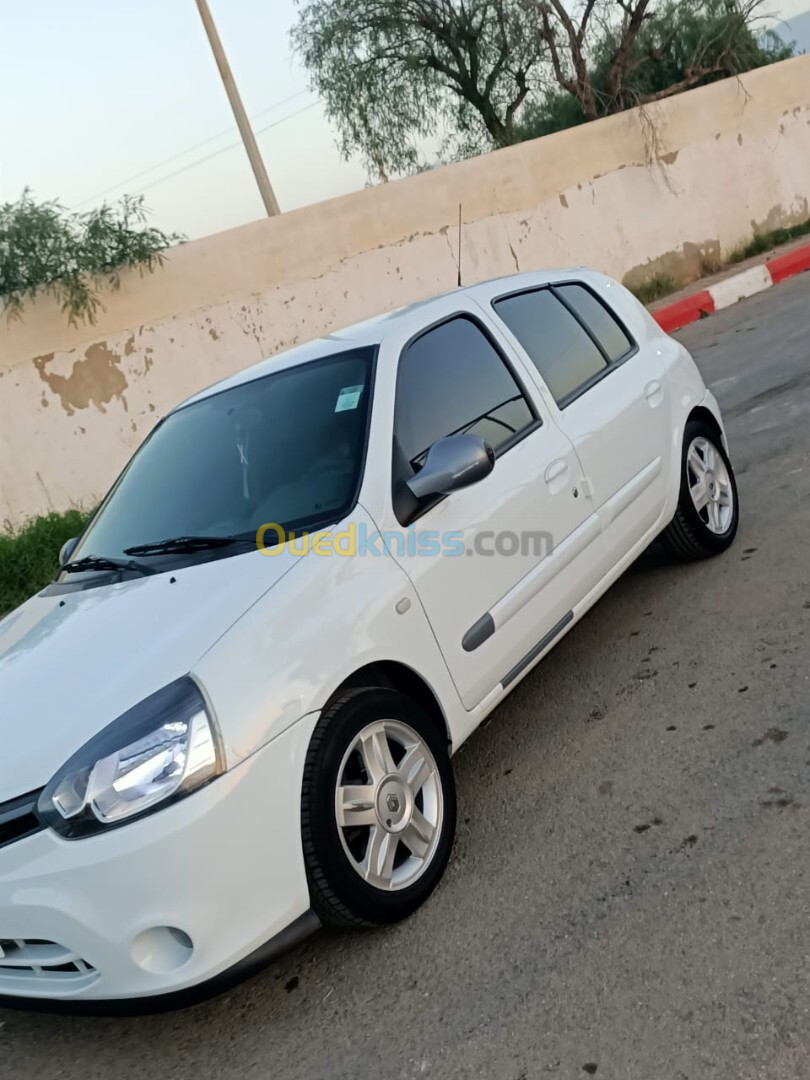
[518,0,795,136]
[294,0,795,174]
[291,0,548,180]
[0,191,183,327]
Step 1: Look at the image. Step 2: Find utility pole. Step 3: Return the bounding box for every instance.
[194,0,281,217]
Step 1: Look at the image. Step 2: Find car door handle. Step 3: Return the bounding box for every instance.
[544,459,569,489]
[645,380,665,407]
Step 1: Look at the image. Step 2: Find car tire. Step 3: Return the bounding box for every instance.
[660,419,739,561]
[301,687,456,928]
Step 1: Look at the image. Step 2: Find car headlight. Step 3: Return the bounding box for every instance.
[38,677,224,838]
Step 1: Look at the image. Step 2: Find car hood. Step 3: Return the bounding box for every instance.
[0,549,300,802]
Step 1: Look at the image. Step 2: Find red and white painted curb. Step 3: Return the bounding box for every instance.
[652,241,810,334]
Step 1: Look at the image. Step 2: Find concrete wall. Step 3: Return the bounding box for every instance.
[2,54,810,527]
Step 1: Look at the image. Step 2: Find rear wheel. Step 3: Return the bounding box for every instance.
[301,687,456,927]
[660,419,739,560]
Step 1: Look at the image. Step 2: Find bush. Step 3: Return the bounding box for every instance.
[629,274,678,304]
[726,218,810,265]
[0,511,89,618]
[0,190,183,327]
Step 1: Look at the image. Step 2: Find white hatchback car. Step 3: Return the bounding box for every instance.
[0,269,738,1010]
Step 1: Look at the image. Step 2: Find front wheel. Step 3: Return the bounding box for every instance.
[301,687,456,927]
[660,419,739,560]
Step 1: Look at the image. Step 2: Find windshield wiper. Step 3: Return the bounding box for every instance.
[62,555,157,577]
[123,535,247,556]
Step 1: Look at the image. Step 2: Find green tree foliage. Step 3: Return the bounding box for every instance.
[292,0,796,174]
[291,0,548,179]
[517,0,795,139]
[0,191,183,327]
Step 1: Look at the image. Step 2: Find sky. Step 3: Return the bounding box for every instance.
[2,0,809,241]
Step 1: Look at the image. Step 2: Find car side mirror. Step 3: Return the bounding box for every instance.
[405,434,495,501]
[59,537,79,567]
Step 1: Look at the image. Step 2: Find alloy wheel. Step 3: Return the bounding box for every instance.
[686,435,734,535]
[334,719,443,892]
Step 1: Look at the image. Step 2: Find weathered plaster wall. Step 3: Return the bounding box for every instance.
[2,55,809,526]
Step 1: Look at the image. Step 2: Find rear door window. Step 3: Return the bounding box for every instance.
[493,288,607,406]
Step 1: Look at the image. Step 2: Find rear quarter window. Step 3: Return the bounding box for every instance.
[555,283,634,363]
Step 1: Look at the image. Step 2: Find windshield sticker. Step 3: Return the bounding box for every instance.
[335,385,364,412]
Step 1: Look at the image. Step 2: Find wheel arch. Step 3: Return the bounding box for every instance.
[325,661,451,746]
[687,403,727,452]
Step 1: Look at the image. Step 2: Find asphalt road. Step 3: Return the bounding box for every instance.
[3,275,810,1080]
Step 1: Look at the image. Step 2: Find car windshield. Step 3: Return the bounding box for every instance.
[70,348,375,566]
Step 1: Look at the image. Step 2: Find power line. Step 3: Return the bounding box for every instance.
[130,100,320,197]
[73,89,312,208]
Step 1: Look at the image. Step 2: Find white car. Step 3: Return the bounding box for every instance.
[0,269,738,1010]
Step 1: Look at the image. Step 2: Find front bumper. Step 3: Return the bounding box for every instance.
[0,714,319,1008]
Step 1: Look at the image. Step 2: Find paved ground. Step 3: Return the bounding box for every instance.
[3,276,809,1080]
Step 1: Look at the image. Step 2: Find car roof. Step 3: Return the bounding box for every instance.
[181,267,590,408]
